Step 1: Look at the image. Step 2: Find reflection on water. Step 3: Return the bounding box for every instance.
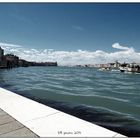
[0,66,140,137]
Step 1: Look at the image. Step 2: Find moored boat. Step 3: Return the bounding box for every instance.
[99,67,111,71]
[119,63,140,73]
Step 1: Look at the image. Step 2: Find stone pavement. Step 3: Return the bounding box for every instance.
[0,108,38,138]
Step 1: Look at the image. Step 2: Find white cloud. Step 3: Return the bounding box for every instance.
[0,42,21,48]
[0,42,140,66]
[112,43,132,50]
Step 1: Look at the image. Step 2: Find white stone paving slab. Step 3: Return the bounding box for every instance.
[114,133,126,137]
[24,111,118,137]
[0,87,126,137]
[0,87,59,123]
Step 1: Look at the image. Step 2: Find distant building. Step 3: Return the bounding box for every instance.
[5,54,19,68]
[100,64,110,68]
[121,62,129,67]
[18,59,29,67]
[0,48,58,69]
[27,61,58,66]
[0,47,4,57]
[0,56,7,68]
[0,47,6,68]
[114,60,121,68]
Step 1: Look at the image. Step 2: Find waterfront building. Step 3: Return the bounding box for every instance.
[18,59,29,67]
[114,60,121,68]
[100,63,110,68]
[0,56,7,68]
[0,47,4,57]
[0,48,58,68]
[27,61,58,66]
[108,61,121,68]
[0,47,7,68]
[5,54,19,68]
[120,62,129,67]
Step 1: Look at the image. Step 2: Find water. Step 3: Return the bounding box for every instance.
[0,66,140,137]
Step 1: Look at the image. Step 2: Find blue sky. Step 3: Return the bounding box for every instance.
[0,3,140,65]
[0,3,140,51]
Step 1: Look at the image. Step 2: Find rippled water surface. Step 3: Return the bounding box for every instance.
[0,66,140,137]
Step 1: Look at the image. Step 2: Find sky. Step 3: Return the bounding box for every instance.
[0,3,140,65]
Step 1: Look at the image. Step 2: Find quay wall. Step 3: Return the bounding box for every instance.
[0,87,126,138]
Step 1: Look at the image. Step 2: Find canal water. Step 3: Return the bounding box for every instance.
[0,66,140,137]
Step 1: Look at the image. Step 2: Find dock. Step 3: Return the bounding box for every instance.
[0,87,126,138]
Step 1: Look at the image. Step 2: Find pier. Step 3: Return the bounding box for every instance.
[0,87,126,138]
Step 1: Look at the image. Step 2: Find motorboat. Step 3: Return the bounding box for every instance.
[99,67,111,71]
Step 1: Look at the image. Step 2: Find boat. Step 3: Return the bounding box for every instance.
[99,67,111,71]
[119,64,140,73]
[119,67,127,72]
